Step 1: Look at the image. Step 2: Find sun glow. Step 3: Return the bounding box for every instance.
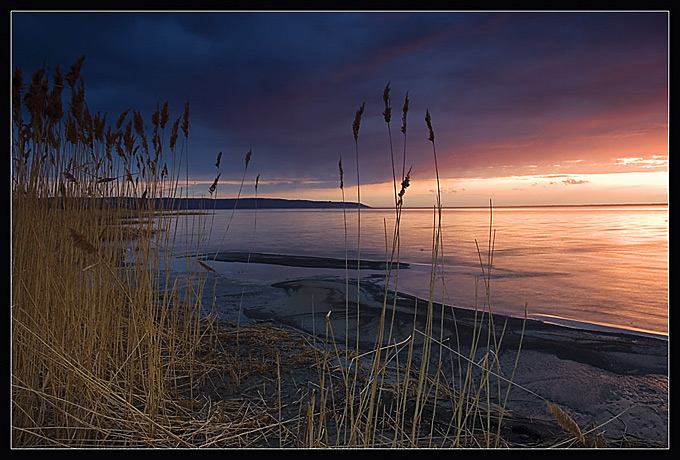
[215,169,667,209]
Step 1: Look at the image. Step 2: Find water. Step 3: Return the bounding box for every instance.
[170,204,668,336]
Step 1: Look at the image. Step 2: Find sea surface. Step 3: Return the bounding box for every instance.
[168,204,668,337]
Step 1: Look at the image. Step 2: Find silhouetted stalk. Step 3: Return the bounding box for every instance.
[347,102,364,446]
[236,173,259,352]
[211,149,253,259]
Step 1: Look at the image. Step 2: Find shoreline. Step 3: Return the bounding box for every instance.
[199,251,668,339]
[193,254,668,445]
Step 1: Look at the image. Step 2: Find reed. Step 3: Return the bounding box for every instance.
[290,86,541,449]
[11,59,208,447]
[13,62,601,448]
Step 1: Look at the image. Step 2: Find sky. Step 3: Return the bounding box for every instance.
[11,10,669,207]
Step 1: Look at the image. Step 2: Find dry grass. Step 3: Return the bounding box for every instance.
[11,58,207,447]
[13,61,647,448]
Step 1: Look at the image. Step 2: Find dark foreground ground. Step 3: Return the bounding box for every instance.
[190,254,668,448]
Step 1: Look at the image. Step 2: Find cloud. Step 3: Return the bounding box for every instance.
[615,156,668,168]
[11,11,668,206]
[562,178,589,185]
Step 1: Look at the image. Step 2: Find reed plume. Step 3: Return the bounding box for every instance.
[352,102,365,143]
[116,109,130,130]
[547,402,586,445]
[12,67,23,124]
[425,108,435,143]
[133,110,149,153]
[198,260,217,274]
[69,227,97,255]
[170,116,180,151]
[397,165,412,206]
[181,102,190,137]
[209,173,221,195]
[245,149,252,168]
[382,82,391,123]
[65,55,85,88]
[46,66,64,124]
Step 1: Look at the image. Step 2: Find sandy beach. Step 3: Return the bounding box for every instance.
[197,253,669,447]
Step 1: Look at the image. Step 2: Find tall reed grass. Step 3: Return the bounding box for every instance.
[282,84,533,448]
[13,60,597,448]
[11,58,209,447]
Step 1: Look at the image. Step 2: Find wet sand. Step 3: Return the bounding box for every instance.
[199,253,669,445]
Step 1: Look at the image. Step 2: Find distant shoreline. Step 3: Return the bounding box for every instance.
[176,200,667,211]
[40,197,667,211]
[162,197,368,210]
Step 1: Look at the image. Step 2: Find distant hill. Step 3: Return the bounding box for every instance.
[160,197,369,210]
[43,197,369,210]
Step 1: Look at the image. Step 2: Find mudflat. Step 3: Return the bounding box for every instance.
[196,252,668,447]
[236,276,668,445]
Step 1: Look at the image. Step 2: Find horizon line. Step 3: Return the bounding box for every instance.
[173,197,669,209]
[386,202,669,210]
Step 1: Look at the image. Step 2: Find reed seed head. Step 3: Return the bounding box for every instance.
[123,121,134,154]
[181,102,190,138]
[63,169,77,183]
[151,106,160,131]
[69,227,97,254]
[245,149,252,168]
[382,82,391,123]
[65,55,85,88]
[401,91,409,135]
[160,102,169,129]
[209,173,221,195]
[93,112,105,143]
[69,85,85,125]
[338,158,344,190]
[353,102,365,142]
[425,109,435,142]
[46,66,64,123]
[24,67,48,122]
[12,67,23,126]
[133,110,149,152]
[116,109,130,131]
[198,260,217,274]
[170,116,180,150]
[547,402,585,445]
[397,165,412,206]
[65,117,78,145]
[215,151,222,169]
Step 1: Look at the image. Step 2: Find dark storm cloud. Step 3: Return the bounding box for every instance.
[11,11,668,195]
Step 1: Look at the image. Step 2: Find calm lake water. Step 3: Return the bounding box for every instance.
[170,205,668,336]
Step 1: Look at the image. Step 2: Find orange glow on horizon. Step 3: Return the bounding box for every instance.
[197,170,667,208]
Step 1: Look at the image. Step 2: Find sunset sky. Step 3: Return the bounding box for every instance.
[11,10,669,207]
